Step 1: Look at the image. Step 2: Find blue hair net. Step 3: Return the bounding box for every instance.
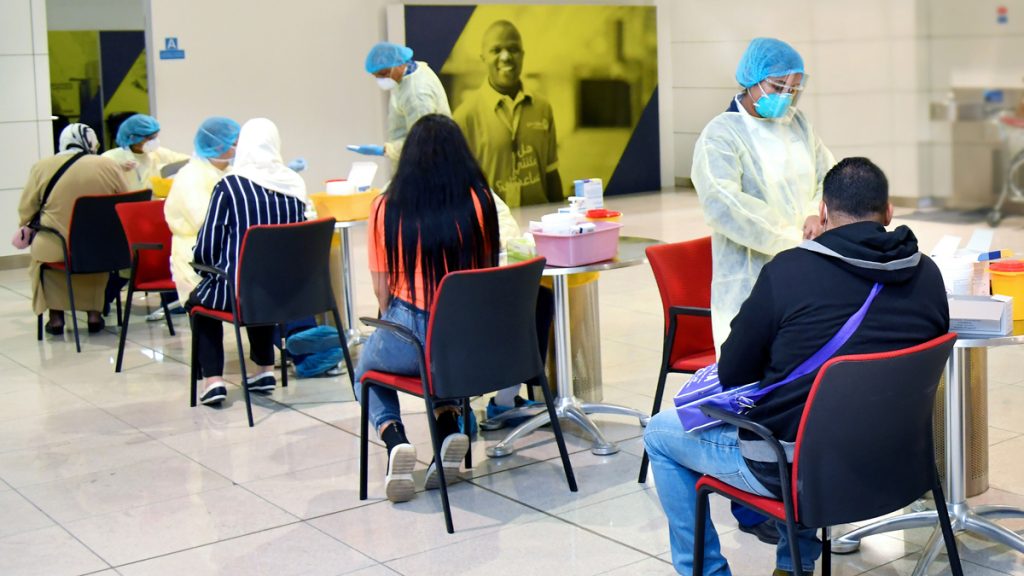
[194,116,240,158]
[735,38,804,88]
[365,42,413,74]
[115,114,161,148]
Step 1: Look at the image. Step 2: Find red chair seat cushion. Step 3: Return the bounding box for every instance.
[696,476,788,522]
[671,350,717,373]
[189,305,234,323]
[361,370,426,396]
[42,261,67,271]
[135,279,176,292]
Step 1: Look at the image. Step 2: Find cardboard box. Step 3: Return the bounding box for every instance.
[948,295,1013,336]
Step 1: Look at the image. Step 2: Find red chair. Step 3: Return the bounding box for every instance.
[638,237,716,483]
[358,258,577,533]
[113,200,178,372]
[188,218,354,427]
[35,190,151,352]
[693,333,963,576]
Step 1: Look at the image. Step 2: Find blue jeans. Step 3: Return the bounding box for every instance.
[644,410,819,575]
[353,299,456,432]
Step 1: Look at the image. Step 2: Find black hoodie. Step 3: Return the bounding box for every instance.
[718,221,949,496]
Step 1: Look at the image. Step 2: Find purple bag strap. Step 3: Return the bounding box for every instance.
[743,282,883,403]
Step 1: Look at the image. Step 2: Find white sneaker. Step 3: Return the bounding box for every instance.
[424,433,469,490]
[145,308,166,322]
[384,443,417,503]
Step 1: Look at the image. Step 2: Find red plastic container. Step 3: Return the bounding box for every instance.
[532,221,622,267]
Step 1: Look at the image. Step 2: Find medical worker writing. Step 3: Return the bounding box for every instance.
[349,42,450,163]
[692,37,835,546]
[694,37,834,353]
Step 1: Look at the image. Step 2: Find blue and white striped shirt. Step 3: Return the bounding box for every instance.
[192,174,306,311]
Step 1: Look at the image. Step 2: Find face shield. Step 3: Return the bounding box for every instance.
[761,73,807,107]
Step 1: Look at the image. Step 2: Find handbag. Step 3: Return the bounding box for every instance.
[11,151,87,250]
[674,282,882,432]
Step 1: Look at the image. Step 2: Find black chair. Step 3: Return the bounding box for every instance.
[35,189,152,352]
[693,333,963,576]
[188,218,354,427]
[358,257,578,533]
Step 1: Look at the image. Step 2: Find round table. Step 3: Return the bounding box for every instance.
[334,220,368,346]
[833,331,1024,575]
[487,236,662,457]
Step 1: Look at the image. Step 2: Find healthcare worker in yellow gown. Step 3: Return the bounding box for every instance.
[102,114,189,191]
[693,37,835,353]
[164,117,241,304]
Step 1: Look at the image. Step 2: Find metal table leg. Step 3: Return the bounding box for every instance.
[833,348,1024,569]
[487,274,649,458]
[340,226,367,347]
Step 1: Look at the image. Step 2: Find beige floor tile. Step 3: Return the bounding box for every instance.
[597,557,676,575]
[0,490,54,539]
[116,523,374,576]
[64,485,297,566]
[0,526,108,576]
[243,455,388,519]
[558,489,671,556]
[989,436,1024,496]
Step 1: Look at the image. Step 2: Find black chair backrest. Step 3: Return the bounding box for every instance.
[68,190,151,273]
[236,218,337,326]
[793,333,957,528]
[426,258,547,399]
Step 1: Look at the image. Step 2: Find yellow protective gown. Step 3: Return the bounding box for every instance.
[692,95,834,352]
[384,61,451,162]
[163,157,228,303]
[102,146,190,192]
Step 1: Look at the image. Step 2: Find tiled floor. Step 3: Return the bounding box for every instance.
[1,189,1023,575]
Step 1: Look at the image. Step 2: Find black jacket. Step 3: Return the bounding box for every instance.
[718,221,949,494]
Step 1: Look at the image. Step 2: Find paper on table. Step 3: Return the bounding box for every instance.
[347,162,378,190]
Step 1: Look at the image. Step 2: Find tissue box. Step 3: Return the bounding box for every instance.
[948,295,1013,336]
[573,178,603,209]
[309,190,380,222]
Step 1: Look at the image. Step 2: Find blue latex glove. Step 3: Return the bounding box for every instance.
[346,144,385,156]
[287,157,307,172]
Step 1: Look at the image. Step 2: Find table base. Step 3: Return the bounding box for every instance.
[485,394,649,457]
[343,327,369,347]
[832,502,1024,574]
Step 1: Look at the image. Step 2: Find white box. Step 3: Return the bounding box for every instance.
[948,295,1013,336]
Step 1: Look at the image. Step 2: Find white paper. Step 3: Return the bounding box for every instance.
[347,162,378,189]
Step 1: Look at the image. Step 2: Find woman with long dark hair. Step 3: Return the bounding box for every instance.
[355,114,499,503]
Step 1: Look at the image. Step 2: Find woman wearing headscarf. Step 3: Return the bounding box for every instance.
[17,124,129,334]
[190,118,307,406]
[164,116,241,304]
[102,113,189,191]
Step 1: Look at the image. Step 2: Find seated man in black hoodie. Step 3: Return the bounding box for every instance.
[644,157,949,576]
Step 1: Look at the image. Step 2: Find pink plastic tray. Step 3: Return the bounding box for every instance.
[533,221,622,267]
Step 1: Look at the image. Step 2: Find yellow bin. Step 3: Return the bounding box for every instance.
[149,175,173,199]
[990,260,1024,320]
[309,189,380,222]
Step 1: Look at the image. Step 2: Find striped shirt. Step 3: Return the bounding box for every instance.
[192,174,306,310]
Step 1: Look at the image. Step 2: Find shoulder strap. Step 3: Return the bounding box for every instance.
[745,282,883,403]
[29,151,88,228]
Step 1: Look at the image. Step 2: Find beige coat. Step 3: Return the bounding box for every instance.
[18,154,129,315]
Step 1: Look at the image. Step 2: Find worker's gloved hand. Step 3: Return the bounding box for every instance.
[287,157,307,172]
[347,144,385,156]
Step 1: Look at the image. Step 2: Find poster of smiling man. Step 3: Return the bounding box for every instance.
[400,4,659,207]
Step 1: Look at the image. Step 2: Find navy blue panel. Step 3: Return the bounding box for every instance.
[606,87,661,196]
[99,31,144,103]
[404,5,476,73]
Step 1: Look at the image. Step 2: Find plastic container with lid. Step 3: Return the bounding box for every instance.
[532,221,622,267]
[990,260,1024,320]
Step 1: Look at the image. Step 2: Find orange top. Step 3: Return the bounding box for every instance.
[367,193,489,310]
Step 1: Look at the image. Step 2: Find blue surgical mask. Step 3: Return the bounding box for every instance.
[753,84,794,119]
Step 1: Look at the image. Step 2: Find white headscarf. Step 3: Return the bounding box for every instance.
[58,123,100,154]
[229,118,307,203]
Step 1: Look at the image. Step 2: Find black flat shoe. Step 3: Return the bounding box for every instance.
[44,322,64,335]
[87,318,105,333]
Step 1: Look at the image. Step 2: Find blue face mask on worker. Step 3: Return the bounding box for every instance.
[753,83,794,119]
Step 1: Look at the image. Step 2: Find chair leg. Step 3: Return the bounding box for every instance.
[115,285,136,372]
[424,395,455,533]
[784,518,804,576]
[37,314,43,341]
[232,320,253,427]
[821,526,831,576]
[539,373,577,492]
[932,473,965,576]
[462,397,472,469]
[279,328,288,388]
[639,367,670,484]
[693,485,710,576]
[115,291,123,327]
[330,307,355,387]
[359,382,370,501]
[65,269,80,353]
[189,315,199,408]
[162,295,175,336]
